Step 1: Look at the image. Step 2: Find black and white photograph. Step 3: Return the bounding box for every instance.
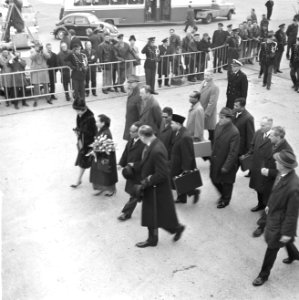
[1,0,299,299]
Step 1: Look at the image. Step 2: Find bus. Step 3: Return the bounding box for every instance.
[61,0,235,26]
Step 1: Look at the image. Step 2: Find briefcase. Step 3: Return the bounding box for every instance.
[173,169,203,195]
[239,154,253,171]
[193,140,212,157]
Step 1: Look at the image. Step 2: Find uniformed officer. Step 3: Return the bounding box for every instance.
[274,24,287,73]
[141,37,159,95]
[226,59,248,109]
[158,38,172,88]
[259,31,277,90]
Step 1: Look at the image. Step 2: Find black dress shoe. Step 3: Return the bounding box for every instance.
[136,240,158,248]
[51,95,57,100]
[193,189,200,204]
[252,276,268,286]
[173,225,185,242]
[151,91,159,95]
[120,87,126,93]
[47,100,53,105]
[252,227,264,237]
[22,102,29,107]
[102,89,108,94]
[217,201,228,209]
[251,204,265,212]
[92,93,97,96]
[277,70,283,73]
[282,257,299,264]
[218,70,223,73]
[117,214,131,221]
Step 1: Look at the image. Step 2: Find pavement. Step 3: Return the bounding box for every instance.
[1,57,299,300]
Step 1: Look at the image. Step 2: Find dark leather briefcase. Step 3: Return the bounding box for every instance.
[239,154,253,171]
[173,169,203,195]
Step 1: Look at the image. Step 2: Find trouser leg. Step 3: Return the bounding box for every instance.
[148,227,158,242]
[91,68,97,94]
[257,192,265,206]
[121,196,138,217]
[157,69,162,86]
[212,180,223,197]
[150,67,156,92]
[290,68,297,86]
[267,65,273,88]
[257,210,267,230]
[208,130,215,144]
[221,183,233,204]
[259,247,280,279]
[286,242,299,260]
[85,69,90,93]
[262,64,268,85]
[145,68,151,87]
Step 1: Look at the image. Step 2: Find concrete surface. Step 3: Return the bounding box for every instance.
[1,0,299,299]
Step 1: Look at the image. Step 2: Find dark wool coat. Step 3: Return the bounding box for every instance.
[210,122,240,184]
[226,70,248,109]
[170,126,196,178]
[249,130,272,192]
[89,127,118,187]
[57,50,72,83]
[139,95,162,135]
[70,36,83,50]
[138,138,179,229]
[123,86,142,140]
[261,139,293,201]
[119,138,145,195]
[265,170,299,249]
[67,52,87,81]
[75,108,97,169]
[158,122,175,160]
[233,109,255,156]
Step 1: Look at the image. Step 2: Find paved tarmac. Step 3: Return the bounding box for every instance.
[1,58,299,300]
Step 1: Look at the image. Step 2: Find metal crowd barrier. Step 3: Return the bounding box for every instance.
[0,66,72,104]
[0,40,261,106]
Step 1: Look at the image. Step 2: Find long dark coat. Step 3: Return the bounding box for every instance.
[233,109,255,156]
[210,122,240,184]
[89,127,118,187]
[139,95,162,135]
[158,122,175,160]
[158,44,172,75]
[249,130,272,192]
[138,138,179,228]
[262,139,293,201]
[170,126,196,178]
[123,86,142,140]
[57,50,72,83]
[226,70,248,109]
[119,138,145,195]
[265,170,299,249]
[74,108,97,169]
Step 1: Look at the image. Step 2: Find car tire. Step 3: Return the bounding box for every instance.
[56,29,67,40]
[204,14,212,24]
[105,19,114,25]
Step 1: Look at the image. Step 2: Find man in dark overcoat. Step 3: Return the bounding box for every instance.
[157,38,172,87]
[212,23,227,73]
[286,19,299,59]
[233,97,255,159]
[265,0,274,20]
[169,28,182,54]
[226,59,248,109]
[123,75,142,140]
[247,117,273,212]
[133,125,185,248]
[139,85,162,135]
[253,150,299,286]
[210,107,240,209]
[170,114,200,204]
[46,43,58,100]
[158,107,175,160]
[118,122,145,221]
[274,24,287,73]
[252,127,293,237]
[141,37,159,95]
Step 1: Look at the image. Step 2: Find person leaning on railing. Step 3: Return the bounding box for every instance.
[30,42,52,107]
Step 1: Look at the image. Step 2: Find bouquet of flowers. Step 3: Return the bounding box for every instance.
[86,134,116,161]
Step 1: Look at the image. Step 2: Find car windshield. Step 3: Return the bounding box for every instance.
[88,14,99,24]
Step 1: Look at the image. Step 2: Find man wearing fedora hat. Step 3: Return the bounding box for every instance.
[118,121,145,221]
[259,31,277,90]
[226,59,248,109]
[210,107,240,208]
[123,74,142,140]
[253,150,299,286]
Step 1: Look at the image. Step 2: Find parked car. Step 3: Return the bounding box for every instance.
[52,12,118,40]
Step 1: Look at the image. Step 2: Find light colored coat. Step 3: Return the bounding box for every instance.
[199,80,219,130]
[0,53,13,88]
[30,49,50,84]
[186,101,205,141]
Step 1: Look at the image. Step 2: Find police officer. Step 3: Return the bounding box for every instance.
[226,59,248,109]
[274,24,287,73]
[259,31,277,90]
[142,37,159,95]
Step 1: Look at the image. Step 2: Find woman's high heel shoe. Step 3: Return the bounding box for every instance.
[70,181,82,188]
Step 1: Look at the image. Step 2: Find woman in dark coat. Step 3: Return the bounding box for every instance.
[71,102,97,188]
[90,114,118,196]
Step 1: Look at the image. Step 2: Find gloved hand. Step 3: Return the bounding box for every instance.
[132,184,144,202]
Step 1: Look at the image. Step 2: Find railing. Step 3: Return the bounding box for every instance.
[0,39,261,105]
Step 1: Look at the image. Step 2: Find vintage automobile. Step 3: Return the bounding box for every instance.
[52,12,119,40]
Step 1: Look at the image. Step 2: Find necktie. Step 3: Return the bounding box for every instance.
[142,145,149,160]
[273,175,282,188]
